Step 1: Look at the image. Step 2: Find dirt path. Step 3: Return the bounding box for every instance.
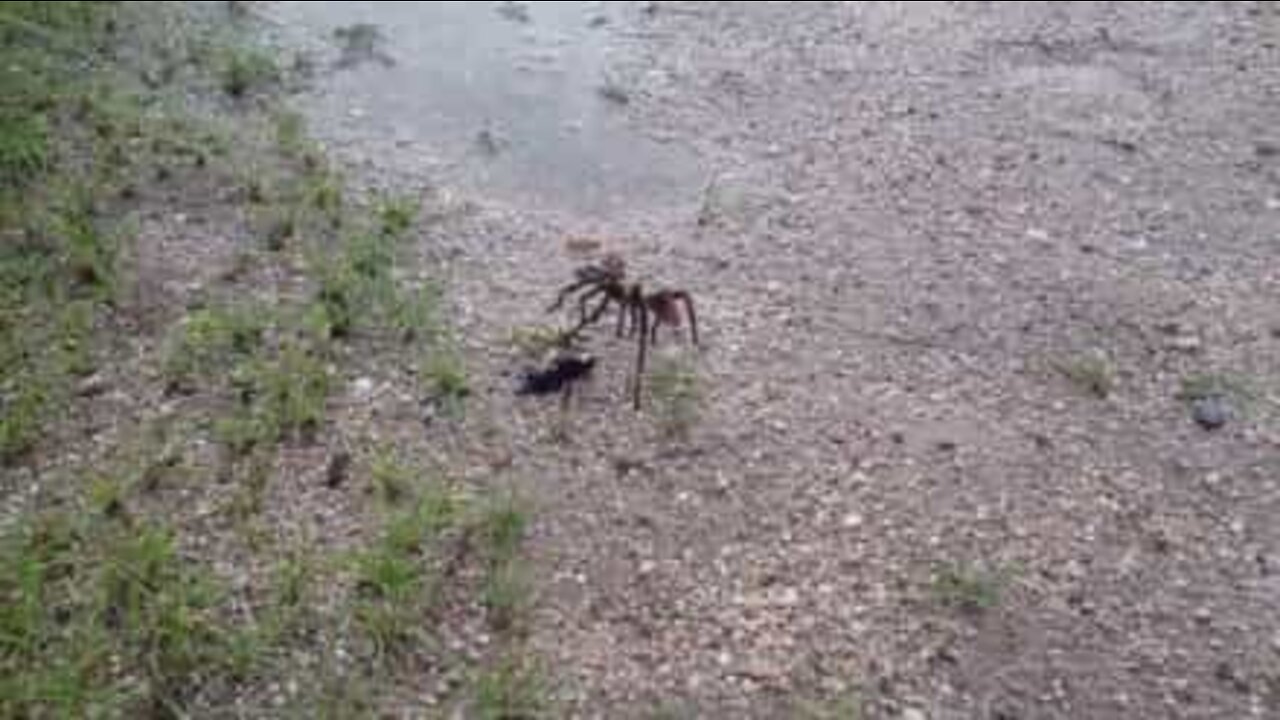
[270,2,1280,717]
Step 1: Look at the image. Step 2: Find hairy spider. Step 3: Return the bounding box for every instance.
[547,253,698,409]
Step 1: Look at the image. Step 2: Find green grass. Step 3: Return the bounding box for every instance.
[220,47,279,98]
[272,110,307,157]
[471,493,530,633]
[473,494,527,566]
[649,356,703,439]
[1177,372,1253,405]
[422,350,470,415]
[376,194,418,239]
[483,561,529,634]
[931,562,1009,615]
[0,511,242,718]
[472,655,549,720]
[0,112,49,188]
[391,283,442,344]
[1053,355,1114,400]
[163,303,268,392]
[352,483,460,659]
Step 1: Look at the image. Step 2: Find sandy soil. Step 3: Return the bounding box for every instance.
[265,2,1280,717]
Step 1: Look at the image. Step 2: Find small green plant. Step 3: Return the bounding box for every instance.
[352,476,459,658]
[0,379,47,464]
[474,493,527,567]
[49,183,120,300]
[254,342,331,441]
[216,340,330,455]
[1053,355,1113,399]
[931,562,1009,615]
[376,195,417,238]
[272,109,307,157]
[163,303,268,391]
[422,350,470,415]
[0,113,48,188]
[483,561,528,633]
[0,512,241,718]
[53,300,96,377]
[1177,372,1253,405]
[472,655,548,720]
[391,283,441,343]
[370,446,413,508]
[649,356,702,439]
[220,47,279,98]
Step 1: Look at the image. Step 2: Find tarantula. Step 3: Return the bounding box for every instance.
[547,253,698,409]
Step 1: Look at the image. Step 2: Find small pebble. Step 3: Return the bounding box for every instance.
[1192,397,1231,430]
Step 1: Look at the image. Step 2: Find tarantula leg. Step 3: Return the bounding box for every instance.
[633,304,649,410]
[547,278,593,313]
[576,286,606,323]
[674,291,699,346]
[627,300,644,338]
[565,294,611,339]
[615,298,628,338]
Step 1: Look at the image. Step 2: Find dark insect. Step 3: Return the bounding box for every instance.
[516,352,597,408]
[547,253,697,409]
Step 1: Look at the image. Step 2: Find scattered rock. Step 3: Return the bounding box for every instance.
[352,376,375,399]
[902,708,928,720]
[1193,606,1213,624]
[76,374,108,398]
[497,2,531,23]
[842,513,864,529]
[734,658,786,684]
[1192,397,1231,430]
[325,450,352,489]
[1166,334,1202,353]
[598,82,630,105]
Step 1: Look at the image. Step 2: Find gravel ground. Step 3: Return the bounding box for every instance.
[264,2,1280,717]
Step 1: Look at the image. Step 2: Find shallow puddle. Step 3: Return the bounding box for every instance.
[269,0,704,220]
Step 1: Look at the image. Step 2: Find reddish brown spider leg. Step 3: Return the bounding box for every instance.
[548,278,593,313]
[615,298,627,337]
[633,305,649,410]
[676,291,699,346]
[566,295,611,339]
[576,286,606,323]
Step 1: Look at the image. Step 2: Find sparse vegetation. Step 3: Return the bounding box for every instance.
[422,348,471,415]
[220,46,279,98]
[649,356,703,439]
[1177,371,1253,406]
[930,562,1009,615]
[472,654,549,720]
[0,3,516,717]
[1054,355,1114,399]
[163,303,268,391]
[0,510,240,718]
[792,692,864,720]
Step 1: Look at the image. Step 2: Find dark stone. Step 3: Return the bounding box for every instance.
[1192,397,1231,430]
